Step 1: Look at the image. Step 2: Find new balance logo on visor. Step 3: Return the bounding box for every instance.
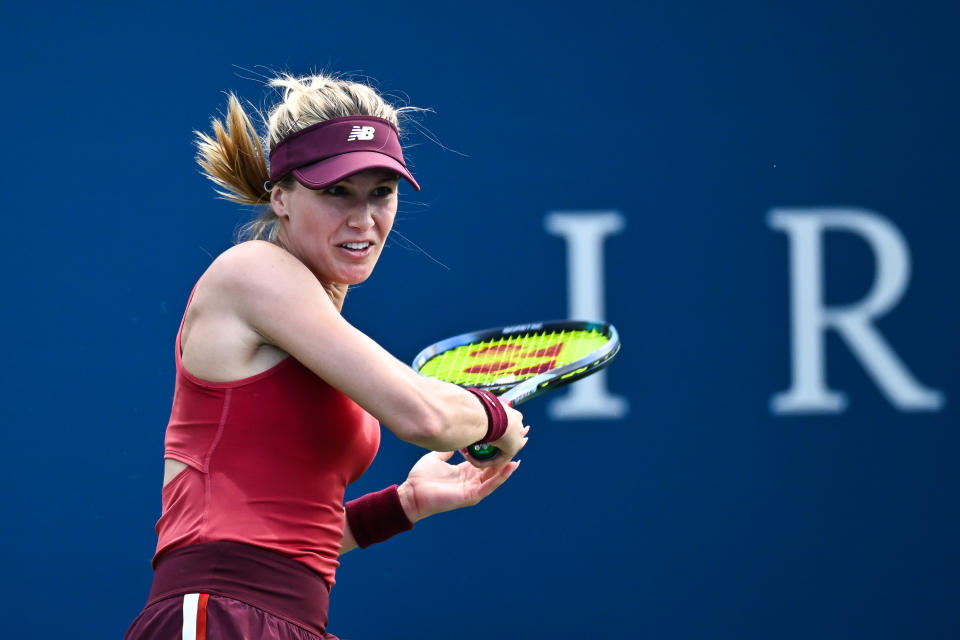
[347,126,376,141]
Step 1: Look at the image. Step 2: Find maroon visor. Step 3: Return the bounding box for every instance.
[268,115,420,191]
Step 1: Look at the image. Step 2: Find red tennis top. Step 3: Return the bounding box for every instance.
[153,293,381,587]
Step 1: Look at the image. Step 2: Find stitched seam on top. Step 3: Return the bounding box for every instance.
[201,388,232,539]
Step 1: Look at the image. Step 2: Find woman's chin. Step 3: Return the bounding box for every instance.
[328,267,374,286]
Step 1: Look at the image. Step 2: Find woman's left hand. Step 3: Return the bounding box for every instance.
[397,451,521,523]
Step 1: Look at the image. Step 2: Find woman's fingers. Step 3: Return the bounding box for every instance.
[477,460,521,498]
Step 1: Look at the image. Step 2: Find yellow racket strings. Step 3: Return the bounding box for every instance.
[419,329,609,387]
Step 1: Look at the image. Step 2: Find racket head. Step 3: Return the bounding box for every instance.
[412,320,620,406]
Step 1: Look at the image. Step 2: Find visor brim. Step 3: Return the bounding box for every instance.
[291,151,420,191]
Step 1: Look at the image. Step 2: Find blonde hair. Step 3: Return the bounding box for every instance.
[194,73,415,243]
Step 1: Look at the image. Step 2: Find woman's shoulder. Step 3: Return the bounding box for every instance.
[204,241,307,288]
[214,239,292,267]
[199,241,327,316]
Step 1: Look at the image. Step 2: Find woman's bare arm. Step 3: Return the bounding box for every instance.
[203,241,491,451]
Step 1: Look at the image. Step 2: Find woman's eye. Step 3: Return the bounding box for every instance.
[372,186,395,198]
[325,185,349,196]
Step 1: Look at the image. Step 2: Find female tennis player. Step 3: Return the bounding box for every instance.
[124,73,528,640]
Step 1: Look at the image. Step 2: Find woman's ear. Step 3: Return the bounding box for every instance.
[271,184,290,219]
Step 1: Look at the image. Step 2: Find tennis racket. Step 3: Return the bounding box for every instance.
[412,320,621,461]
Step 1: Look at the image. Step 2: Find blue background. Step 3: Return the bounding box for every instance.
[1,1,957,638]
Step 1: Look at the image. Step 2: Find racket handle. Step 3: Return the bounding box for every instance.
[465,443,501,461]
[464,399,514,461]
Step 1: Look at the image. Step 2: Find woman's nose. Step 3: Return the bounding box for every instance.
[346,203,376,230]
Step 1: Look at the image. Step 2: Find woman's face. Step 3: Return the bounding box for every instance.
[273,169,400,285]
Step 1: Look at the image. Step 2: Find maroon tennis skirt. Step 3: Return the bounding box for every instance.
[124,541,342,639]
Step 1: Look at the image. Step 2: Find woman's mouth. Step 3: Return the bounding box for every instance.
[337,241,373,257]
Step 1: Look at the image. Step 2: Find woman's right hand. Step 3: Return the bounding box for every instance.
[464,401,529,466]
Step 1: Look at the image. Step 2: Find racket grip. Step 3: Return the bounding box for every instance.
[464,443,501,461]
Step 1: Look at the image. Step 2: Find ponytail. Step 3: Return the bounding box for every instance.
[194,94,271,205]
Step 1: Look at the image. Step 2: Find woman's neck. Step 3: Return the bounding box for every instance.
[323,282,348,312]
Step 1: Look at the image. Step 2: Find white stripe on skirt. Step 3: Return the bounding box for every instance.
[182,593,200,640]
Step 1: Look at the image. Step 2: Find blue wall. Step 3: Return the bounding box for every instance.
[1,1,957,638]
